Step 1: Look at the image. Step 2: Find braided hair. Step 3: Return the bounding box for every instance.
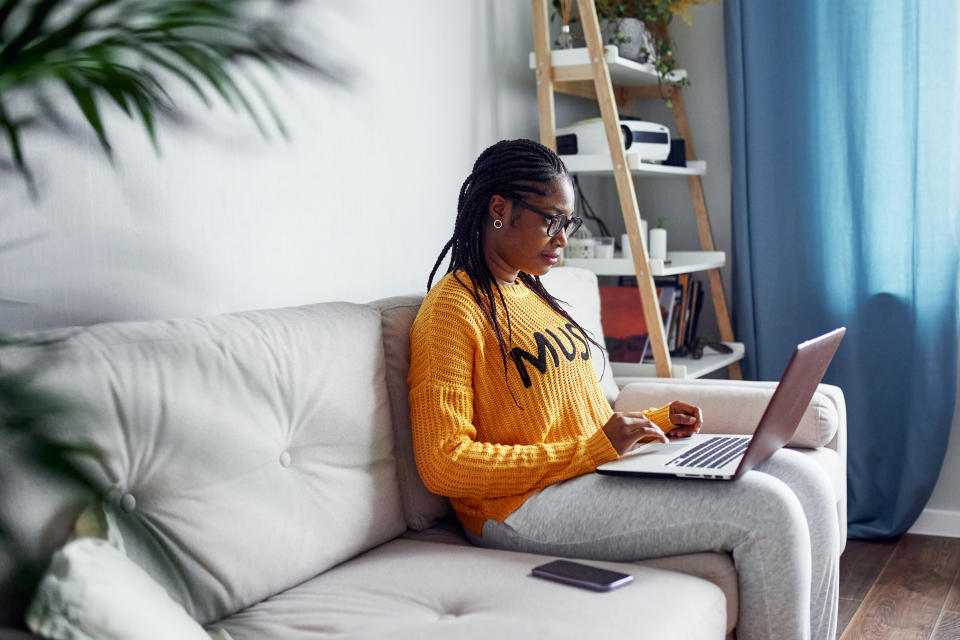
[427,139,608,401]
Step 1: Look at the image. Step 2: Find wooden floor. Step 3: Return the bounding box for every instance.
[839,534,960,639]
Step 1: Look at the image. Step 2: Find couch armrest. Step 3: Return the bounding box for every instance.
[614,378,846,452]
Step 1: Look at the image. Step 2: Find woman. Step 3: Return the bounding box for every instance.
[407,139,838,640]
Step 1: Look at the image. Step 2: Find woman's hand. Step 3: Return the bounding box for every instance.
[667,401,703,438]
[602,412,668,455]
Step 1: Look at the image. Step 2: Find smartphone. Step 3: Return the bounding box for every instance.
[531,559,633,592]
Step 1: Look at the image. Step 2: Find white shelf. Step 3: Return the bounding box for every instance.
[611,342,745,380]
[564,251,725,277]
[529,45,686,86]
[561,153,706,176]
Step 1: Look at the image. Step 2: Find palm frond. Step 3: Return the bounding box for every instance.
[0,0,340,189]
[0,358,103,604]
[0,101,35,195]
[0,369,101,493]
[64,78,112,158]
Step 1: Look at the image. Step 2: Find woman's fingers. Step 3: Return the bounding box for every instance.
[604,413,668,454]
[670,401,704,433]
[634,423,667,444]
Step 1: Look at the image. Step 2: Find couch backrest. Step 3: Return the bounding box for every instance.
[372,295,452,531]
[0,302,405,626]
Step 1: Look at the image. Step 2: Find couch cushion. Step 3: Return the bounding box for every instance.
[370,296,452,531]
[403,521,739,636]
[215,539,727,639]
[636,553,738,637]
[0,303,405,625]
[539,267,620,404]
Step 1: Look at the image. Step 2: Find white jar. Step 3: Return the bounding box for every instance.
[649,227,667,260]
[593,237,615,259]
[621,232,633,260]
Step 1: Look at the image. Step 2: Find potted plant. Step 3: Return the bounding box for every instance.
[553,0,714,93]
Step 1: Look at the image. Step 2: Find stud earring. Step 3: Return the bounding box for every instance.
[493,219,503,229]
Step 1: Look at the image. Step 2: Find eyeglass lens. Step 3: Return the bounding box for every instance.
[549,216,583,237]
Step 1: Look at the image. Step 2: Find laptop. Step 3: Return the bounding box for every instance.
[596,328,845,480]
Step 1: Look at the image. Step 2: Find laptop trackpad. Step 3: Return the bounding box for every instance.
[622,439,697,463]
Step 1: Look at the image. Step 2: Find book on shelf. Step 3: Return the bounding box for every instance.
[675,273,691,351]
[686,282,705,350]
[598,282,670,362]
[599,275,704,362]
[641,286,679,362]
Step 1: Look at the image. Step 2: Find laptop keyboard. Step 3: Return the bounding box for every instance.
[666,436,750,470]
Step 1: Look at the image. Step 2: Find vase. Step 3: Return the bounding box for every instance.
[555,24,574,49]
[599,18,655,63]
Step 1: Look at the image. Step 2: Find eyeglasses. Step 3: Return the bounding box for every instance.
[509,198,583,238]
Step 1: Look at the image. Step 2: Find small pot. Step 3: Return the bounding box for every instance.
[599,17,655,62]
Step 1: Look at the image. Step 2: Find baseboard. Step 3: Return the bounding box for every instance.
[907,508,960,538]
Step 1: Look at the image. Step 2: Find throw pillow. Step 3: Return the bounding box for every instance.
[25,500,232,640]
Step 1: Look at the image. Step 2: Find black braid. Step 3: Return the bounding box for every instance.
[427,139,608,404]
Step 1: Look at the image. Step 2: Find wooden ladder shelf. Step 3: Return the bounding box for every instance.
[530,0,742,380]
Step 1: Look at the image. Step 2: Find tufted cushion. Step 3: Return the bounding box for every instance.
[403,521,739,636]
[539,267,620,404]
[0,303,405,625]
[215,539,727,639]
[370,296,452,531]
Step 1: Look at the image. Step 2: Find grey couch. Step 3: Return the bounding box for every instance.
[0,267,845,639]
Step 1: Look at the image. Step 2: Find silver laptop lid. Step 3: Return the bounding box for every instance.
[731,327,846,479]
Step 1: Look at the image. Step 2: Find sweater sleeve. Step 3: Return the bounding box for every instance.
[408,381,618,499]
[641,404,675,433]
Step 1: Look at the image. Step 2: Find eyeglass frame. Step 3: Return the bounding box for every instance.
[507,197,583,238]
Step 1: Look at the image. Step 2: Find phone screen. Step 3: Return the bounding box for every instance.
[531,559,633,591]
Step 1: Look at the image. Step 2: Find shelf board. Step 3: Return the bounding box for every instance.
[529,45,686,86]
[561,153,706,176]
[611,342,745,380]
[564,251,725,277]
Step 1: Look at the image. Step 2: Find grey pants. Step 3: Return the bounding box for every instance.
[466,448,839,640]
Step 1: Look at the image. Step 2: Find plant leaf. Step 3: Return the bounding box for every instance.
[64,78,113,159]
[0,0,345,192]
[0,0,59,70]
[239,66,288,139]
[0,101,35,193]
[0,0,18,34]
[120,40,212,107]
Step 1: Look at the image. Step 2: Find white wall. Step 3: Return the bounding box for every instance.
[909,348,960,537]
[0,1,546,331]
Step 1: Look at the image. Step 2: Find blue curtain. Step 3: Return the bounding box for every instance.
[724,1,959,538]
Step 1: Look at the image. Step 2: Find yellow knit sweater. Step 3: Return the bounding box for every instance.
[407,271,672,536]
